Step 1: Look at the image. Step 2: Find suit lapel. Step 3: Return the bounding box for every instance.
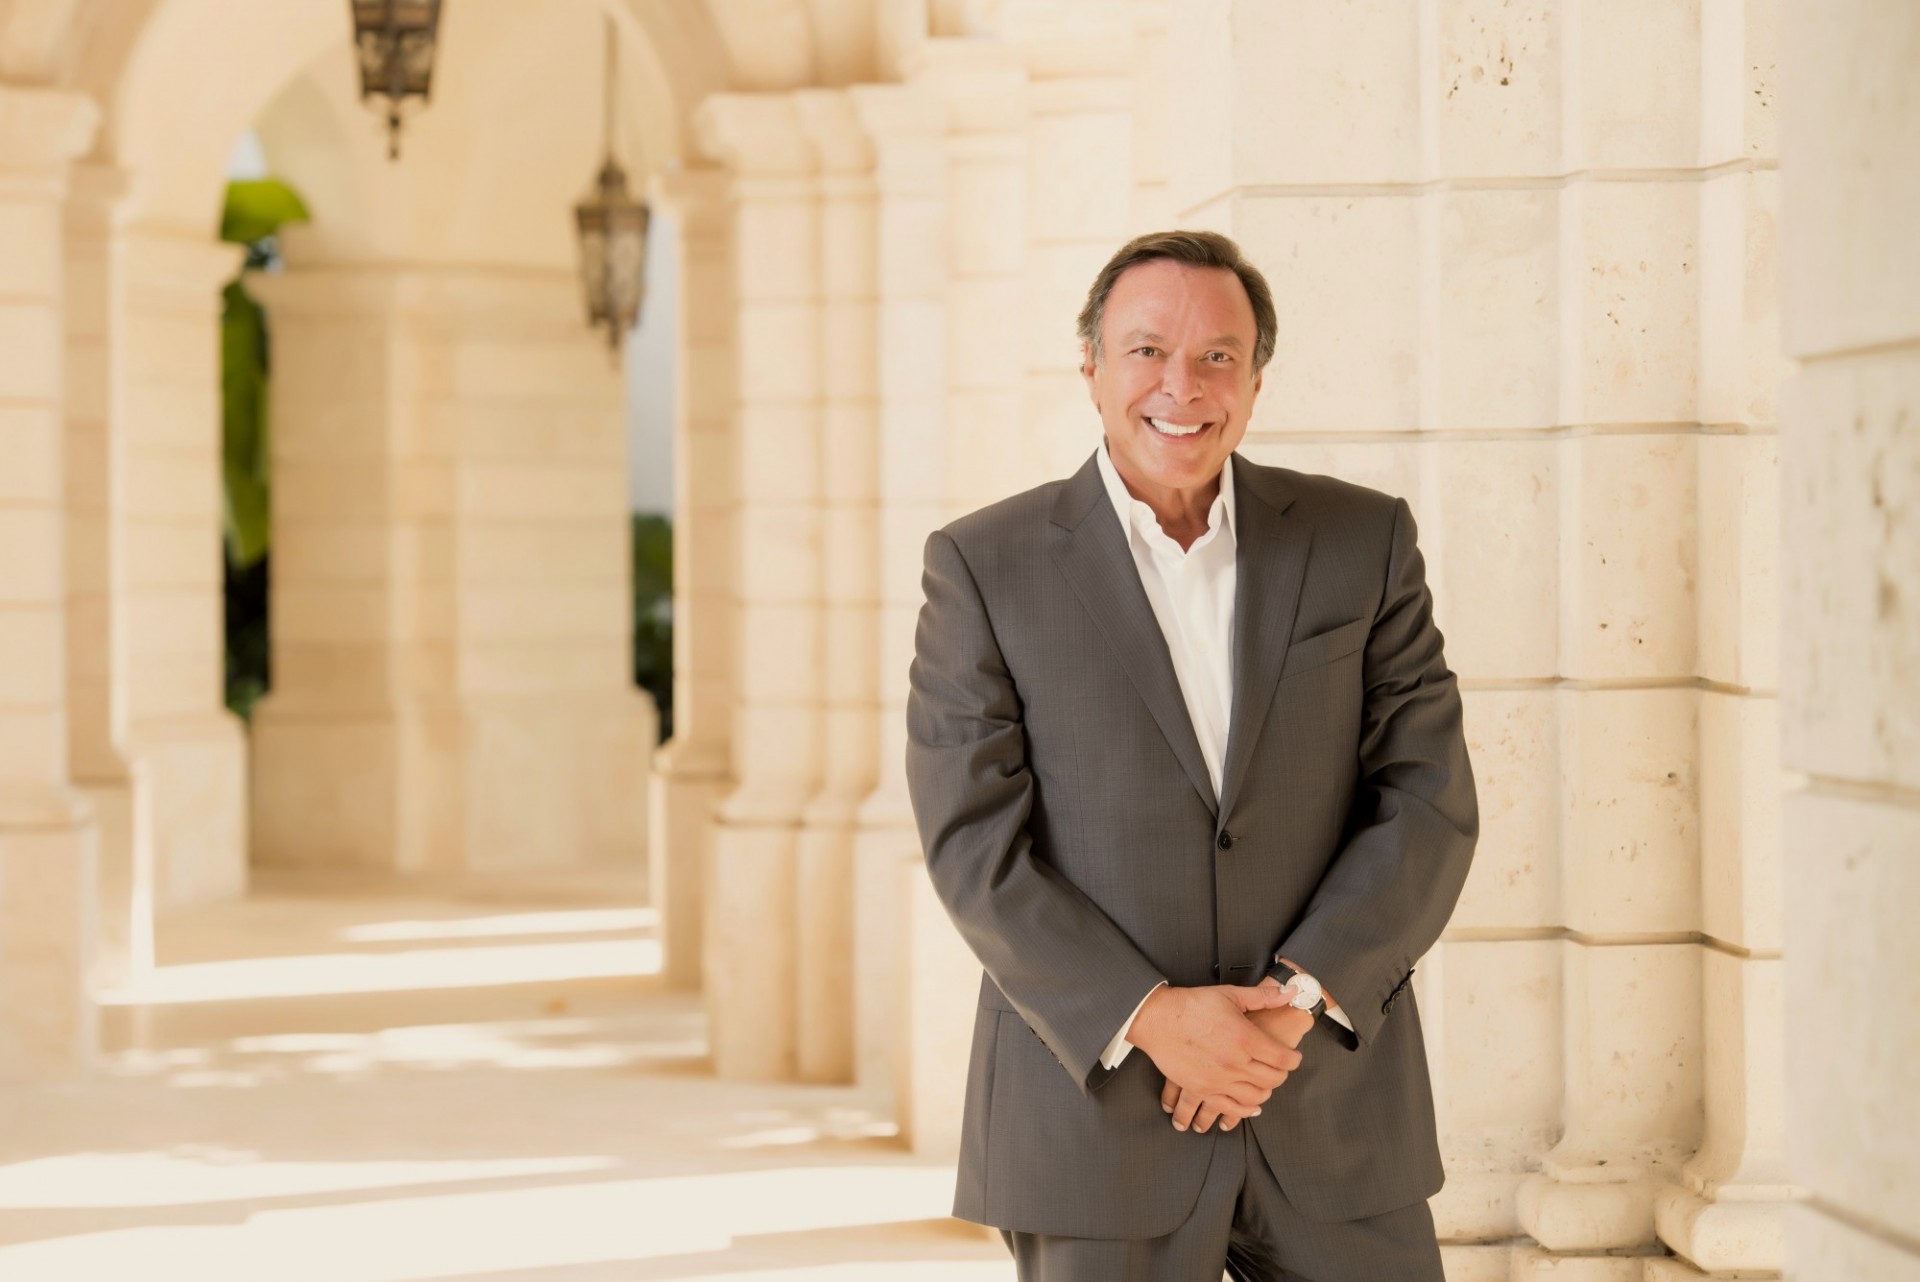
[1219,456,1313,819]
[1049,454,1218,816]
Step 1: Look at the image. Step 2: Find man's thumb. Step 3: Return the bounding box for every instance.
[1232,981,1297,1010]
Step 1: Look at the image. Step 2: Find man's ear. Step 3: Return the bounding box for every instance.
[1079,342,1099,397]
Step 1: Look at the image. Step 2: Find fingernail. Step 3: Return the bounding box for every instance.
[1162,1103,1173,1113]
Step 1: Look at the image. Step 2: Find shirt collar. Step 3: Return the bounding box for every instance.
[1095,439,1237,545]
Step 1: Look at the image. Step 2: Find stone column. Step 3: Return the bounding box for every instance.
[0,83,100,1077]
[793,89,878,1085]
[61,162,144,986]
[695,94,823,1081]
[869,43,1039,1154]
[249,265,651,876]
[1160,3,1740,1275]
[1779,0,1920,1277]
[1517,0,1713,1257]
[648,168,734,992]
[1019,70,1134,488]
[1654,1,1791,1275]
[116,226,247,910]
[846,81,949,1128]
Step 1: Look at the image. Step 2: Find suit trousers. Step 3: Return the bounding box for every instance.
[1000,1124,1444,1282]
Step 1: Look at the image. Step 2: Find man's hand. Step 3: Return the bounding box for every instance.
[1159,979,1315,1133]
[1125,983,1304,1132]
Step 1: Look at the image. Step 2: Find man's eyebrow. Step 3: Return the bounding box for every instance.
[1115,330,1247,350]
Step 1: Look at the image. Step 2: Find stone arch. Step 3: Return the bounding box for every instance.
[35,0,740,942]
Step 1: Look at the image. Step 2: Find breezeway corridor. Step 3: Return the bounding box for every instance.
[0,877,1007,1281]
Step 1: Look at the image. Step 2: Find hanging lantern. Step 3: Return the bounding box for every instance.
[348,0,443,160]
[574,16,650,358]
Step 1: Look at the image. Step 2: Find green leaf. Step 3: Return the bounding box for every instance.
[221,277,272,568]
[219,178,311,246]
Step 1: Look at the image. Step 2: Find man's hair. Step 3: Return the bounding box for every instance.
[1076,229,1278,371]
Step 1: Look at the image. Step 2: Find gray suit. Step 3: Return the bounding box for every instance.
[904,450,1478,1254]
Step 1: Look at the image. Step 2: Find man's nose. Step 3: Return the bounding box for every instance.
[1160,358,1203,402]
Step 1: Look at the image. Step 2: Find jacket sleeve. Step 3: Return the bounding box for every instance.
[1268,497,1479,1049]
[905,529,1168,1094]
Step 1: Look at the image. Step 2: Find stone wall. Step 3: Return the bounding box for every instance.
[1779,1,1920,1278]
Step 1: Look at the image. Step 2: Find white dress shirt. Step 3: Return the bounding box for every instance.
[1092,444,1349,1071]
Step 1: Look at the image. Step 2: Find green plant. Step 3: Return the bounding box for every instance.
[632,513,673,741]
[219,177,309,720]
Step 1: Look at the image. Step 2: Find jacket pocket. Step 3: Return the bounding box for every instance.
[1279,616,1370,680]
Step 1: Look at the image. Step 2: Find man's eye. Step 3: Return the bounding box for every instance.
[1207,352,1232,363]
[1133,347,1160,358]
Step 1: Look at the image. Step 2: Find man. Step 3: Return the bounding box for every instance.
[904,230,1478,1281]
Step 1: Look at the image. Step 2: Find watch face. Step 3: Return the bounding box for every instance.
[1290,975,1323,1009]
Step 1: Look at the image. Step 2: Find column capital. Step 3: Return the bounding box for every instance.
[649,166,729,220]
[848,84,946,200]
[63,161,131,233]
[121,225,244,303]
[907,38,1029,137]
[0,83,99,179]
[794,89,873,178]
[694,92,816,178]
[249,262,587,343]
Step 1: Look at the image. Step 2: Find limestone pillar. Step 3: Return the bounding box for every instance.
[116,226,247,909]
[792,90,878,1085]
[1517,0,1713,1253]
[845,81,950,1129]
[1159,2,1740,1273]
[695,94,823,1081]
[1779,0,1920,1276]
[61,162,144,986]
[648,169,734,992]
[249,265,652,875]
[1654,1,1792,1274]
[1020,70,1134,486]
[0,82,99,1076]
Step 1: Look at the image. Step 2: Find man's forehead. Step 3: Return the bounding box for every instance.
[1103,260,1257,336]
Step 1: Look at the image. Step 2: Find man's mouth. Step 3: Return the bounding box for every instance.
[1146,417,1209,439]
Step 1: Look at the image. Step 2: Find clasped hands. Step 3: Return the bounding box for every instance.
[1126,976,1314,1134]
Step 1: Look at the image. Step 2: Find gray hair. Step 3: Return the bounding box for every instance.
[1076,229,1278,370]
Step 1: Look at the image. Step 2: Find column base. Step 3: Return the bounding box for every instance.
[852,817,917,1096]
[795,791,860,1084]
[0,789,98,1079]
[1517,1171,1658,1252]
[894,854,979,1158]
[129,712,247,907]
[76,775,144,988]
[254,691,653,875]
[706,819,797,1081]
[648,748,727,991]
[1510,1245,1664,1280]
[1654,1183,1786,1275]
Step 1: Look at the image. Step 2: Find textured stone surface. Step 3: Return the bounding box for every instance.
[1780,353,1920,790]
[1559,690,1701,935]
[1557,434,1699,682]
[1785,791,1920,1246]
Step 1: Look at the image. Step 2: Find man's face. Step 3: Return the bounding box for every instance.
[1081,258,1264,500]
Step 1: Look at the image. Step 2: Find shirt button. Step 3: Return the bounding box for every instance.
[1217,831,1234,851]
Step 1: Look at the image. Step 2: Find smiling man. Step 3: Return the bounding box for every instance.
[905,230,1478,1281]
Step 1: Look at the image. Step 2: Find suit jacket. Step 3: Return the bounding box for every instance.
[903,450,1479,1239]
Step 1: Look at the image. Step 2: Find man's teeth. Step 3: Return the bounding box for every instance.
[1148,418,1204,437]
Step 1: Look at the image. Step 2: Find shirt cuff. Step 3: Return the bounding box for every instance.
[1101,980,1168,1069]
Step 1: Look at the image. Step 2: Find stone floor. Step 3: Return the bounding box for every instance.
[0,870,1011,1281]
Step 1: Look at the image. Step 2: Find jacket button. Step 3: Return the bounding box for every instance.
[1217,831,1234,850]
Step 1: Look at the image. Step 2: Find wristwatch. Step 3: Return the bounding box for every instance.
[1270,960,1327,1019]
